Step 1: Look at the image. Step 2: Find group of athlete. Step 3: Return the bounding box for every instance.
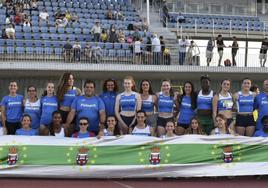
[1,72,268,138]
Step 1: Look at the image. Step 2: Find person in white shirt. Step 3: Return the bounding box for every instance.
[130,110,153,136]
[152,34,161,65]
[5,24,15,39]
[178,36,189,65]
[91,22,101,42]
[134,39,142,64]
[39,9,49,26]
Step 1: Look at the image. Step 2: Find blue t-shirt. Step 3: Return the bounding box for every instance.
[254,130,268,137]
[178,96,195,125]
[99,91,117,116]
[237,91,254,113]
[24,99,41,129]
[158,93,174,113]
[1,94,24,122]
[254,92,268,130]
[15,128,37,136]
[60,88,78,108]
[40,96,58,125]
[72,131,95,138]
[71,95,105,132]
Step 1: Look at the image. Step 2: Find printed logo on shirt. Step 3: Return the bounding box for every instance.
[7,102,22,106]
[43,102,57,106]
[80,104,97,108]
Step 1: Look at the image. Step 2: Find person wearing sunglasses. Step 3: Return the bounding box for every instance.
[72,117,96,138]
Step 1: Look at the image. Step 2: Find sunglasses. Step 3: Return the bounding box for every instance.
[79,123,88,126]
[28,90,36,92]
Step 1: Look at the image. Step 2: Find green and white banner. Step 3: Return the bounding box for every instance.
[1,135,268,178]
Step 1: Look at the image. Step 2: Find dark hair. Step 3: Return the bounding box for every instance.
[79,117,90,124]
[22,114,32,122]
[178,81,197,110]
[250,84,259,92]
[139,79,154,95]
[261,115,268,123]
[186,117,203,135]
[84,80,96,88]
[42,82,55,97]
[27,85,37,92]
[218,79,231,93]
[200,75,211,82]
[161,80,174,97]
[102,78,119,92]
[165,121,175,133]
[57,72,73,103]
[136,110,147,117]
[106,115,121,136]
[49,111,63,136]
[241,78,251,84]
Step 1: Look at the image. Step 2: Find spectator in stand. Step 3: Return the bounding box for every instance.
[118,29,125,43]
[206,37,215,66]
[114,10,125,21]
[56,17,68,28]
[145,36,152,64]
[231,36,239,66]
[23,16,31,27]
[177,12,185,23]
[99,78,119,117]
[216,34,225,66]
[109,24,118,43]
[132,28,141,41]
[259,38,268,67]
[6,15,11,25]
[178,36,189,65]
[127,35,133,44]
[159,36,165,64]
[134,38,142,64]
[72,41,81,62]
[185,40,200,65]
[1,81,24,135]
[106,10,114,20]
[5,24,15,39]
[254,116,268,137]
[63,40,73,62]
[152,34,161,65]
[14,12,22,25]
[100,29,108,43]
[91,21,101,42]
[39,8,49,26]
[84,42,91,61]
[65,80,106,136]
[65,11,72,22]
[91,43,102,63]
[30,0,38,10]
[142,18,148,32]
[162,0,169,27]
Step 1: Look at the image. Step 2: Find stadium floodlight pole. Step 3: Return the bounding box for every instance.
[147,0,150,25]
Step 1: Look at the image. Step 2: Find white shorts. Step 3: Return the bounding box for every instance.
[206,50,213,59]
[259,53,267,60]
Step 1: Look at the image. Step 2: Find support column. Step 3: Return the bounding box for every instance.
[262,0,266,15]
[147,0,150,25]
[245,40,248,67]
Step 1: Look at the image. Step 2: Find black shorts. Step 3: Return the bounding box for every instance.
[6,121,21,135]
[157,117,173,127]
[177,123,189,129]
[59,110,76,124]
[236,114,255,127]
[120,115,135,127]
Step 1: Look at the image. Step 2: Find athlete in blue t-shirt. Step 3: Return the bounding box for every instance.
[234,78,256,137]
[254,115,268,137]
[15,114,37,136]
[24,86,41,130]
[177,81,197,135]
[115,76,141,134]
[57,73,81,126]
[1,81,24,135]
[66,80,106,135]
[72,117,96,138]
[39,83,58,135]
[99,79,118,117]
[254,80,268,130]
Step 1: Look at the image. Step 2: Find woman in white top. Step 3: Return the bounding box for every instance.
[130,110,153,136]
[210,114,235,135]
[162,121,176,138]
[115,76,142,134]
[49,111,68,137]
[103,116,121,136]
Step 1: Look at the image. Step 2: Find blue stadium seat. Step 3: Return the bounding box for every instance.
[44,41,53,47]
[24,33,32,40]
[0,46,5,54]
[40,27,48,33]
[108,49,116,56]
[35,47,44,54]
[23,26,31,33]
[66,28,73,34]
[44,47,54,55]
[50,34,59,40]
[34,40,43,47]
[6,40,15,46]
[26,47,35,54]
[32,26,39,33]
[16,40,24,47]
[105,43,113,49]
[117,49,125,57]
[54,48,62,55]
[25,41,34,47]
[7,47,15,54]
[16,47,25,54]
[57,27,65,34]
[114,43,122,49]
[49,27,57,33]
[42,33,50,40]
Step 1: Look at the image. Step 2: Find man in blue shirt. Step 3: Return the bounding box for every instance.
[254,116,268,137]
[254,80,268,130]
[65,80,106,135]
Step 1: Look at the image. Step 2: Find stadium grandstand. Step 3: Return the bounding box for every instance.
[1,0,268,186]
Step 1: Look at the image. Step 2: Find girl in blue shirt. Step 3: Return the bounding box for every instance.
[40,83,58,135]
[177,81,197,135]
[99,78,119,117]
[57,73,81,125]
[16,114,37,136]
[233,78,256,136]
[24,86,41,131]
[1,81,24,135]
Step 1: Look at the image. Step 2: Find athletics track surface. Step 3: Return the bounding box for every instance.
[2,177,268,188]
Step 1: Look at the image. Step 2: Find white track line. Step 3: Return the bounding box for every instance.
[112,181,134,188]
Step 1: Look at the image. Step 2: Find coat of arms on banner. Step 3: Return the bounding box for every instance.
[222,146,233,163]
[7,147,19,165]
[149,147,161,165]
[76,147,89,166]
